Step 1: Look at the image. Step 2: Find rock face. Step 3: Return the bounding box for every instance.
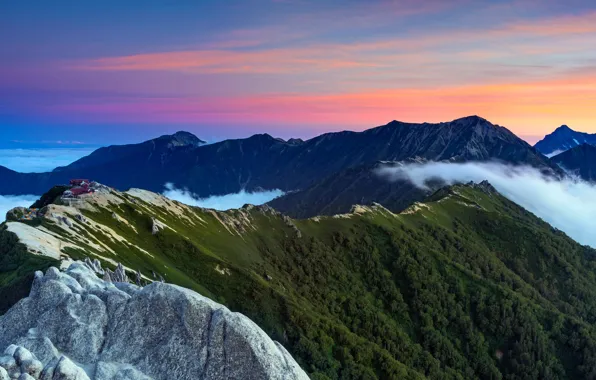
[0,262,309,380]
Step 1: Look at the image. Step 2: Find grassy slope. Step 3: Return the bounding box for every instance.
[5,185,596,379]
[0,225,58,314]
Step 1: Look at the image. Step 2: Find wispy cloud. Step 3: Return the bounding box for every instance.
[70,11,596,77]
[377,161,596,247]
[4,1,596,139]
[162,183,284,210]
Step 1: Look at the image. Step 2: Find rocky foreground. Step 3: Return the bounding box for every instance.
[0,262,309,380]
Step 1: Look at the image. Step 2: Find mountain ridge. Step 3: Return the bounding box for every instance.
[551,143,596,181]
[534,125,596,156]
[3,181,596,378]
[0,116,562,201]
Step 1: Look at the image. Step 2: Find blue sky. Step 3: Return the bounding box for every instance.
[2,0,596,147]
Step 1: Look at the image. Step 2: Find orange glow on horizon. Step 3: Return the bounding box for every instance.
[46,72,596,138]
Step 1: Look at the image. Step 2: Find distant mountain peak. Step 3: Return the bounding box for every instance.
[384,115,492,129]
[287,138,305,145]
[172,130,199,139]
[535,125,596,156]
[552,125,574,134]
[248,133,277,142]
[159,131,206,147]
[453,115,490,125]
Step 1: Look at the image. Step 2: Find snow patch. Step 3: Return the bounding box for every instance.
[545,149,565,158]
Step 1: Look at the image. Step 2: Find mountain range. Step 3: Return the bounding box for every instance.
[0,116,563,217]
[3,116,596,379]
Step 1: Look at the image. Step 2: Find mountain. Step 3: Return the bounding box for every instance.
[534,125,596,157]
[551,143,596,181]
[268,161,433,218]
[53,131,206,173]
[0,116,560,197]
[3,182,596,379]
[0,261,309,380]
[0,131,206,195]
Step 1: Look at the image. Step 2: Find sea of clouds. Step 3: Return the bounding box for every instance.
[377,161,596,247]
[163,183,284,211]
[0,148,94,173]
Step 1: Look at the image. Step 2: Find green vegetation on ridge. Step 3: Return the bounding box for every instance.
[0,225,58,314]
[3,183,596,379]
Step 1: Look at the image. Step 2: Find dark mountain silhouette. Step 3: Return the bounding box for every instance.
[0,116,559,199]
[534,125,596,157]
[268,161,434,218]
[551,143,596,182]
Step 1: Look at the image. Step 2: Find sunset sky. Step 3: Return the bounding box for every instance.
[1,0,595,147]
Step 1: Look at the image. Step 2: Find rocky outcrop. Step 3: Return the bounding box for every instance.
[0,262,309,380]
[150,218,162,235]
[5,207,27,222]
[282,216,302,238]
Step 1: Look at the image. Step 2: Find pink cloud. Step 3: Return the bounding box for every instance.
[68,10,596,80]
[42,71,596,137]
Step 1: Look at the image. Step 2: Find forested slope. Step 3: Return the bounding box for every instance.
[2,183,596,379]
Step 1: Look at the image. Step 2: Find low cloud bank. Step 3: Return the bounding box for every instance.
[0,148,94,173]
[0,195,39,223]
[163,183,284,211]
[377,162,596,247]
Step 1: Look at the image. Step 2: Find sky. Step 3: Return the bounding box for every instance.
[1,0,596,147]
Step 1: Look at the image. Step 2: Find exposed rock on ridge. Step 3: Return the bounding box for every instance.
[0,262,309,380]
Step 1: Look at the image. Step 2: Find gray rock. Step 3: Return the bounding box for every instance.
[20,359,43,378]
[134,270,142,287]
[14,347,35,365]
[150,219,161,235]
[83,259,103,276]
[52,356,90,380]
[111,264,128,283]
[0,354,18,379]
[0,262,309,380]
[4,346,18,357]
[0,366,8,380]
[0,357,15,371]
